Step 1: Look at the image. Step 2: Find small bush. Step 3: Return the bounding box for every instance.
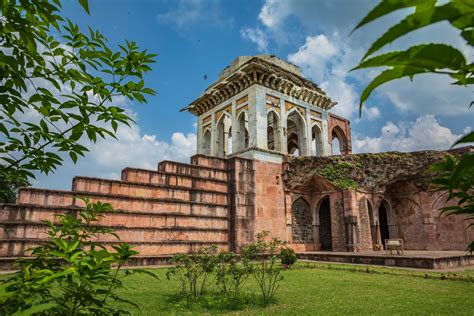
[0,197,156,315]
[215,251,253,305]
[166,245,218,304]
[241,231,285,305]
[280,247,297,267]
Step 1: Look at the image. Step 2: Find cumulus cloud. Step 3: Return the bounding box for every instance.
[352,115,462,153]
[240,27,268,52]
[34,122,197,189]
[156,0,232,31]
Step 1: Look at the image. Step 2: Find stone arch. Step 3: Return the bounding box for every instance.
[286,109,307,156]
[216,112,232,157]
[317,195,332,251]
[378,199,391,248]
[202,128,212,156]
[267,110,281,151]
[311,123,323,156]
[367,199,379,246]
[236,111,249,152]
[291,197,313,244]
[331,126,349,155]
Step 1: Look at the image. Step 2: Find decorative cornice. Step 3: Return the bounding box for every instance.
[181,57,336,116]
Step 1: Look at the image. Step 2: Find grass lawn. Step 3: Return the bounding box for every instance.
[115,262,474,315]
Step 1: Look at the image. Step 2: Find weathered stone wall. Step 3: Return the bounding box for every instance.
[284,147,474,252]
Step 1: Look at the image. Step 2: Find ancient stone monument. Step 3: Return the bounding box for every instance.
[1,55,472,268]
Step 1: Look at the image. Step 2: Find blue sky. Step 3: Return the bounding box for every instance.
[36,0,473,189]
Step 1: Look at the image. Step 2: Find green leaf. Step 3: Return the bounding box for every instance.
[354,44,467,72]
[352,0,429,33]
[12,302,57,316]
[362,2,469,59]
[79,0,90,14]
[453,131,474,146]
[359,66,426,114]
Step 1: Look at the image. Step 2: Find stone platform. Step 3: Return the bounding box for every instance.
[297,251,474,270]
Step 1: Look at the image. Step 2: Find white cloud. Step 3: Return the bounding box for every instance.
[288,35,337,83]
[364,106,381,121]
[240,27,268,52]
[353,115,462,153]
[156,0,231,31]
[34,121,197,189]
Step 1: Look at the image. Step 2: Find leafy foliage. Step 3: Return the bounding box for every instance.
[355,0,474,250]
[429,154,474,251]
[0,0,156,185]
[215,251,253,306]
[352,0,473,113]
[0,197,157,315]
[317,162,360,189]
[280,247,297,267]
[166,245,218,304]
[0,176,29,203]
[241,231,285,305]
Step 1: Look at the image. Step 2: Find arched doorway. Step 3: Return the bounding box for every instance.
[331,126,348,155]
[318,196,332,251]
[236,112,249,152]
[367,200,377,246]
[287,111,306,156]
[216,114,232,157]
[291,197,313,243]
[267,111,281,151]
[378,201,390,249]
[202,129,211,155]
[311,124,323,156]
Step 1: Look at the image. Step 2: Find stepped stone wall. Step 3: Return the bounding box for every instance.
[0,148,473,266]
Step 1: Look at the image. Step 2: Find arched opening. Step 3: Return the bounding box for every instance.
[378,201,390,249]
[267,111,281,151]
[287,111,306,156]
[236,112,249,152]
[367,200,377,246]
[291,197,313,244]
[217,114,232,157]
[318,196,332,251]
[311,124,323,156]
[202,129,211,156]
[331,126,348,155]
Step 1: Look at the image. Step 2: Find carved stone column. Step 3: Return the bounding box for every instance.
[344,215,358,252]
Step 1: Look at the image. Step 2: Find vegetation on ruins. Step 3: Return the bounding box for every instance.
[0,0,156,190]
[0,198,157,315]
[166,231,285,309]
[353,0,473,250]
[0,176,29,203]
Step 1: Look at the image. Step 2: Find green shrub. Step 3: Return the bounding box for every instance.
[280,247,297,267]
[215,251,253,305]
[166,245,218,304]
[0,197,156,315]
[241,231,284,305]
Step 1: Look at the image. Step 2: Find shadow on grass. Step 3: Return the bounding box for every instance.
[162,291,274,313]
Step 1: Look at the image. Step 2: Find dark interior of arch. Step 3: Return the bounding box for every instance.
[291,198,313,244]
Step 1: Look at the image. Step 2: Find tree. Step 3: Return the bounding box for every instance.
[353,0,473,251]
[0,0,156,186]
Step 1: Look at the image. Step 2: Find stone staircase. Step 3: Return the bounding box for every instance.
[0,155,231,265]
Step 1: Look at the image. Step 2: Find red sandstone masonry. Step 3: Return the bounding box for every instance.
[121,168,228,193]
[17,188,228,217]
[0,223,228,243]
[158,161,227,181]
[72,177,227,204]
[190,155,227,169]
[0,240,229,257]
[0,205,228,230]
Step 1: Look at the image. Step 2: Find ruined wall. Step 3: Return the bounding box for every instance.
[284,147,474,252]
[0,155,231,258]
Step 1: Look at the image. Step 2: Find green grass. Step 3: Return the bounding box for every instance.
[115,262,474,315]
